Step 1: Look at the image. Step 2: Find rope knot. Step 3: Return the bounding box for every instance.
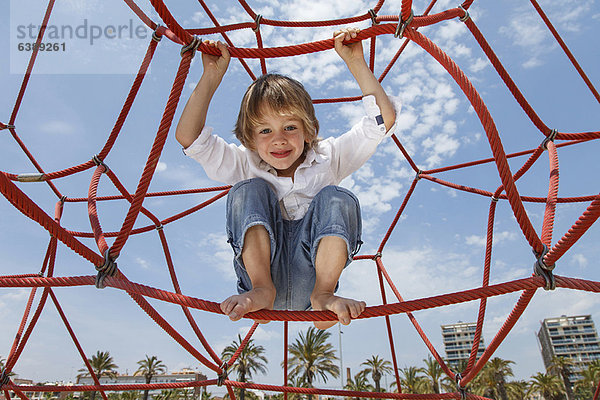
[455,373,467,400]
[541,129,558,150]
[458,5,470,22]
[533,244,556,290]
[217,361,229,386]
[92,155,110,173]
[368,9,379,25]
[95,249,118,289]
[253,14,263,32]
[152,25,163,42]
[0,370,10,389]
[395,9,414,38]
[181,35,201,57]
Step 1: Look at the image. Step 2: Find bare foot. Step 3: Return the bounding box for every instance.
[220,287,276,323]
[310,292,366,329]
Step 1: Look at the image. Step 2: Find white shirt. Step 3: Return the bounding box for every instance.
[184,95,398,220]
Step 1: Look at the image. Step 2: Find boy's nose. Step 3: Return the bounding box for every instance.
[272,130,287,143]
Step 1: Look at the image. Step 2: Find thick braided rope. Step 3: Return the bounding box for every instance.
[1,1,599,399]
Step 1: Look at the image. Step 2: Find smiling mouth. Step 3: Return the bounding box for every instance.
[271,150,292,158]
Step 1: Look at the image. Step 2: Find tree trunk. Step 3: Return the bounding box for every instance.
[144,375,152,400]
[90,391,97,400]
[561,371,573,400]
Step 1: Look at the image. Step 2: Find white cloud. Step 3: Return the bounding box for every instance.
[570,253,588,268]
[465,231,518,247]
[39,120,76,135]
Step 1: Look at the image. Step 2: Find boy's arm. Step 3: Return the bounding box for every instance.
[176,40,230,149]
[333,28,396,132]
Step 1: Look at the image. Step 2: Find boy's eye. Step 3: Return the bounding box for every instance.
[284,125,297,131]
[258,128,272,134]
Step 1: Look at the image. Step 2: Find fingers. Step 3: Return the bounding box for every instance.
[333,27,361,40]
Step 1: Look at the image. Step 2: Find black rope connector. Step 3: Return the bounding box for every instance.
[416,169,423,180]
[491,196,499,203]
[458,5,470,22]
[92,155,110,173]
[217,361,229,386]
[0,370,10,388]
[542,129,558,150]
[60,195,68,204]
[253,14,263,32]
[368,9,379,25]
[156,224,164,231]
[95,249,118,289]
[373,252,382,260]
[1,123,15,131]
[152,25,163,42]
[394,9,414,38]
[533,244,556,291]
[181,35,201,57]
[455,373,467,400]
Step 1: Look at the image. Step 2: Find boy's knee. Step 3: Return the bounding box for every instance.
[316,186,360,215]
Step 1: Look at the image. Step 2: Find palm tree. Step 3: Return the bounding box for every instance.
[472,357,513,400]
[360,355,392,392]
[548,356,574,400]
[222,335,268,400]
[0,356,16,379]
[419,355,443,394]
[393,366,426,394]
[134,355,167,400]
[574,360,600,399]
[529,372,563,400]
[120,391,140,400]
[287,327,339,400]
[505,380,528,400]
[344,371,374,400]
[77,351,119,400]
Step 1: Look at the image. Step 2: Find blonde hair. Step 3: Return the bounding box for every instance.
[234,74,320,150]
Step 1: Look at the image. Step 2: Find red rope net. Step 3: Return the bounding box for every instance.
[1,0,599,399]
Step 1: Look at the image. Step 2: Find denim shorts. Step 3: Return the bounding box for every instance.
[225,178,362,311]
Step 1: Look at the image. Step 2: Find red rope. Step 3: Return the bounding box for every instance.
[1,2,599,399]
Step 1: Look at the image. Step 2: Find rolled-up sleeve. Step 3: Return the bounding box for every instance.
[329,95,401,180]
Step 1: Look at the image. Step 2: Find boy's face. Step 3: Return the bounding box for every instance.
[250,105,309,178]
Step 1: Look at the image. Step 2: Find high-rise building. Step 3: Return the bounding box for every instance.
[441,321,486,369]
[537,314,600,384]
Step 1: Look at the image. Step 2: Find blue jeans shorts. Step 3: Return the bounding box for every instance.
[226,178,362,311]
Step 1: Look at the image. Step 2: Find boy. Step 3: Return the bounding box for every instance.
[176,28,397,329]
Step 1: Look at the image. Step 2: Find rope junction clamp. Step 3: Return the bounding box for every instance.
[542,129,558,150]
[368,9,379,25]
[394,9,414,38]
[217,361,229,386]
[253,14,263,32]
[373,252,382,260]
[95,249,118,289]
[1,123,15,131]
[458,5,470,22]
[0,369,10,388]
[181,35,201,57]
[17,173,45,182]
[92,154,110,173]
[533,244,556,291]
[415,169,423,180]
[155,224,164,231]
[491,196,499,203]
[152,25,163,42]
[454,373,467,400]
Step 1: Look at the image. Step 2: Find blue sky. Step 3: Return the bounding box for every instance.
[1,0,599,393]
